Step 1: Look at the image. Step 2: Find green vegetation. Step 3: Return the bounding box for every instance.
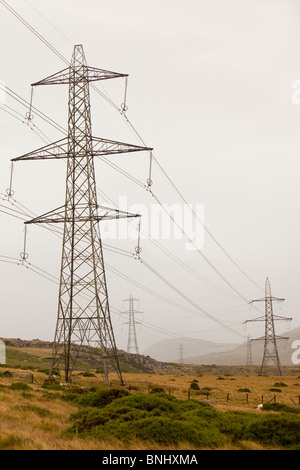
[262,403,300,414]
[64,387,300,449]
[9,382,32,391]
[190,380,200,391]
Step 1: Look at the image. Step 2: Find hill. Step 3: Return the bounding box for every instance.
[0,337,191,375]
[143,337,238,363]
[143,327,300,367]
[183,327,300,366]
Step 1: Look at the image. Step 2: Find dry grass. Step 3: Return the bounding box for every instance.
[0,368,299,450]
[111,372,300,411]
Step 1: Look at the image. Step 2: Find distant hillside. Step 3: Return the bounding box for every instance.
[143,327,300,367]
[183,327,300,366]
[143,337,238,363]
[0,337,191,375]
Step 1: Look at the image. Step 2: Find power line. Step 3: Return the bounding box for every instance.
[0,3,261,340]
[136,256,245,339]
[0,98,242,303]
[0,0,263,296]
[0,98,250,339]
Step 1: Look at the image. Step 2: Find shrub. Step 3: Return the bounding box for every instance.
[71,387,130,408]
[68,395,225,448]
[262,403,299,414]
[190,382,200,391]
[9,382,31,391]
[149,386,165,394]
[66,389,300,449]
[238,388,251,393]
[0,371,13,378]
[246,414,300,448]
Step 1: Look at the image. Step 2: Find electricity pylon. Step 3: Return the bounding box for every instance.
[244,277,292,376]
[122,294,142,354]
[12,45,152,383]
[179,344,184,364]
[246,335,253,366]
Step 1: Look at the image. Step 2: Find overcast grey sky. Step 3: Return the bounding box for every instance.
[0,0,299,357]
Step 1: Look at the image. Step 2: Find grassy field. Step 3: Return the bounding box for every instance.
[0,365,299,450]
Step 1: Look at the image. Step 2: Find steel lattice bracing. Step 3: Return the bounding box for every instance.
[12,45,152,383]
[245,277,292,376]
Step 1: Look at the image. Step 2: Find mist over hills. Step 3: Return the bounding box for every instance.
[143,327,300,366]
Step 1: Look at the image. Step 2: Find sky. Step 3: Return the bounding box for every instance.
[0,0,300,359]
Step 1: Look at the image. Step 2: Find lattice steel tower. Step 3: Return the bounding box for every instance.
[12,45,151,383]
[245,277,292,376]
[246,335,253,366]
[122,295,142,354]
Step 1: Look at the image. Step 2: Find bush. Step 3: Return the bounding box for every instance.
[246,414,300,448]
[262,403,299,414]
[70,387,130,408]
[9,382,31,391]
[219,410,300,448]
[68,395,225,447]
[149,386,165,394]
[0,371,13,378]
[66,389,300,449]
[190,381,200,391]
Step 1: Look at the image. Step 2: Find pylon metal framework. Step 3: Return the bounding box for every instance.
[179,344,184,364]
[122,294,142,354]
[245,277,292,376]
[246,335,253,366]
[12,45,152,383]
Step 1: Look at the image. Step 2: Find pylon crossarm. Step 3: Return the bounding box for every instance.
[273,315,292,322]
[11,137,152,162]
[243,316,265,323]
[249,297,285,304]
[92,137,152,156]
[25,205,141,225]
[32,66,128,87]
[11,138,69,161]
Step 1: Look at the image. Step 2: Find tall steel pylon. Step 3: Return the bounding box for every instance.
[12,45,152,383]
[122,294,142,354]
[246,335,253,366]
[245,277,292,376]
[179,344,184,364]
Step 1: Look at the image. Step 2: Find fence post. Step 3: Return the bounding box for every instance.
[227,393,229,402]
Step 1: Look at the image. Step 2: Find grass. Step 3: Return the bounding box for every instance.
[0,367,300,450]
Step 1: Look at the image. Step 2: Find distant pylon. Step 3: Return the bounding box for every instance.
[244,277,292,376]
[122,294,142,354]
[246,335,252,366]
[179,344,184,364]
[12,45,152,383]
